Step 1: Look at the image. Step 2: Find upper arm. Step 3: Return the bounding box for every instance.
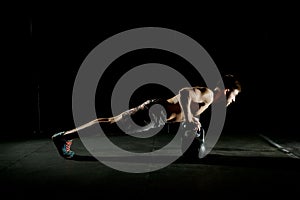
[179,87,213,105]
[179,87,200,102]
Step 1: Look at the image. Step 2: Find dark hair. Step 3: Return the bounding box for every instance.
[221,74,242,92]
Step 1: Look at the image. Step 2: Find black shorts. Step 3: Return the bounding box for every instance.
[117,99,167,134]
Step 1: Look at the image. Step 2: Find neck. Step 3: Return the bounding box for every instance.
[213,87,223,103]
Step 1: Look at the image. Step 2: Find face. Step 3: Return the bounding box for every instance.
[226,89,240,107]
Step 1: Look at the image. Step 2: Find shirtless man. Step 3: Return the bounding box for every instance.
[52,74,241,159]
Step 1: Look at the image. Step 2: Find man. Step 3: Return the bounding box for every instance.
[52,74,241,159]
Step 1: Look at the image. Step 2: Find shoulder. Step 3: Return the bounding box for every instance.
[193,86,213,95]
[178,87,213,98]
[193,87,213,103]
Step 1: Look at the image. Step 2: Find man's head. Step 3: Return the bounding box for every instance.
[215,74,241,106]
[222,74,241,106]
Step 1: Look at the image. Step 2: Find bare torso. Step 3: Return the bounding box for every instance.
[165,86,212,123]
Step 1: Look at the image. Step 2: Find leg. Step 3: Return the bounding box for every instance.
[51,101,151,159]
[64,117,114,135]
[64,105,148,135]
[51,107,142,159]
[51,115,123,159]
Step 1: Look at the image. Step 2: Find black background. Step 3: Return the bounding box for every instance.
[9,9,300,139]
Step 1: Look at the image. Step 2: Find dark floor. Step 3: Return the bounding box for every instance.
[0,131,299,198]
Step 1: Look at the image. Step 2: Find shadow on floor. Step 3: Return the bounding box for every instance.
[71,153,300,170]
[177,154,300,170]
